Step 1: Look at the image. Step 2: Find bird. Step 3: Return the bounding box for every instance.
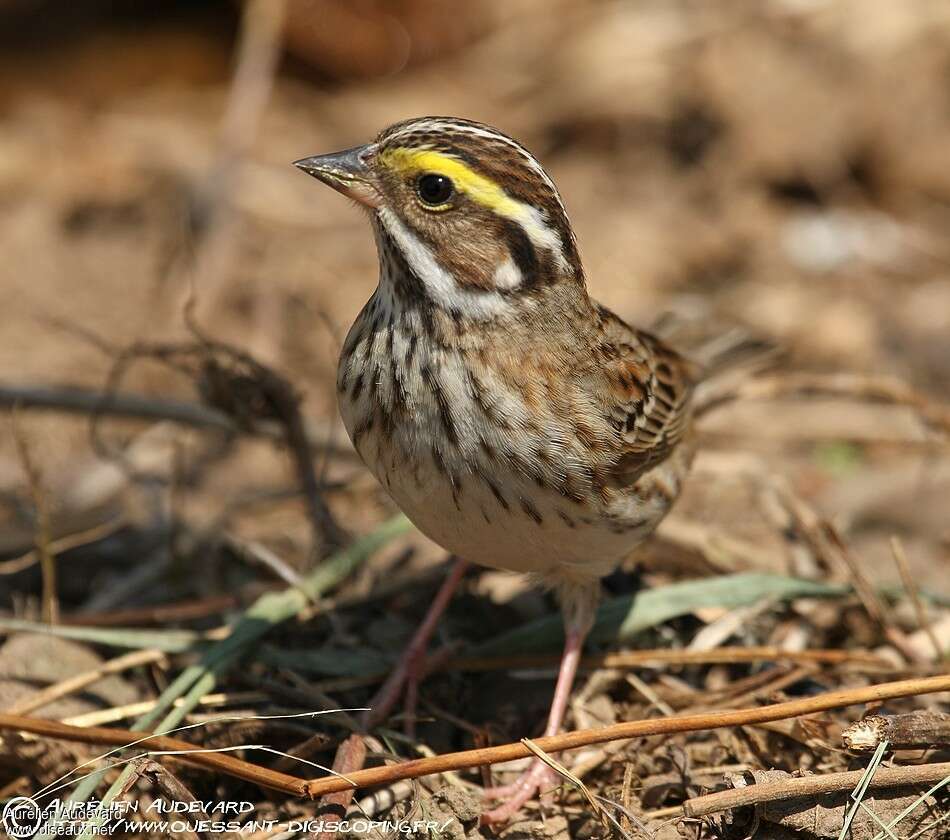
[294,116,704,823]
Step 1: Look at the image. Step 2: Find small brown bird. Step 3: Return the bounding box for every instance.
[295,117,701,821]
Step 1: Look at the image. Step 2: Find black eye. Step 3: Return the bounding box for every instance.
[417,173,454,205]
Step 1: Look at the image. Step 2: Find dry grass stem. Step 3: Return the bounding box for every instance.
[304,674,950,797]
[10,410,57,623]
[0,712,311,795]
[522,737,604,819]
[701,372,950,437]
[60,691,271,728]
[141,760,240,840]
[4,648,167,716]
[891,536,945,663]
[0,383,351,454]
[454,646,894,674]
[682,761,950,818]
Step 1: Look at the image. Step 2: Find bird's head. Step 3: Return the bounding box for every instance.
[295,117,584,319]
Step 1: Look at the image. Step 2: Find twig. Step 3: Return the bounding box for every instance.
[523,737,604,818]
[698,371,950,435]
[178,332,348,553]
[453,646,894,673]
[773,476,892,631]
[619,763,636,837]
[10,410,57,623]
[682,761,950,817]
[706,664,817,711]
[142,760,237,840]
[226,535,304,588]
[62,516,410,838]
[312,734,366,840]
[4,648,167,716]
[0,712,309,795]
[0,382,350,454]
[0,518,124,577]
[185,0,288,319]
[303,674,950,797]
[625,673,675,716]
[843,712,950,752]
[65,595,240,627]
[61,691,269,728]
[891,536,944,663]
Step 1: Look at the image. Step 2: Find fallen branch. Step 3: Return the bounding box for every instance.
[0,712,309,796]
[843,712,950,752]
[303,673,950,798]
[682,762,950,817]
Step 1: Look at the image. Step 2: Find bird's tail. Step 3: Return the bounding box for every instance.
[691,328,782,417]
[692,327,781,379]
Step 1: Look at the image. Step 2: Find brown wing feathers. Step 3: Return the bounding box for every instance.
[595,306,699,484]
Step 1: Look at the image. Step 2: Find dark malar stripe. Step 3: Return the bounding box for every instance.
[500,218,539,290]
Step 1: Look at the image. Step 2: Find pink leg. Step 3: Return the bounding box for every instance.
[362,558,468,733]
[481,613,591,824]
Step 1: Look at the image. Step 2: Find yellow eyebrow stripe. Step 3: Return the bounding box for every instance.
[379,147,522,217]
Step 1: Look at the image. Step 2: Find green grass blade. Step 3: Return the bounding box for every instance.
[28,515,413,838]
[471,573,849,658]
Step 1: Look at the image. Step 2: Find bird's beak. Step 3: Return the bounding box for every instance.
[293,144,382,209]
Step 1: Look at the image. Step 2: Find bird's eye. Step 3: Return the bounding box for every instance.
[417,173,454,206]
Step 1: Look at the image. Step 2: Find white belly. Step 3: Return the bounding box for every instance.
[368,436,656,582]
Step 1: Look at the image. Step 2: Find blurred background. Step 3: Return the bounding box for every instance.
[0,1,948,825]
[3,0,948,584]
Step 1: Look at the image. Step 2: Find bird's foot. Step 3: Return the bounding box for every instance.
[480,759,563,825]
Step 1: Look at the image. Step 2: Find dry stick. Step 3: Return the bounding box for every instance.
[776,478,930,666]
[63,595,240,627]
[0,518,124,577]
[275,647,900,703]
[4,649,167,716]
[0,383,351,455]
[184,0,287,319]
[774,478,891,631]
[187,336,348,552]
[313,735,366,840]
[61,690,268,729]
[890,536,945,663]
[303,674,950,798]
[697,371,950,435]
[682,761,950,818]
[9,410,57,623]
[843,712,950,751]
[0,713,309,796]
[708,665,817,712]
[141,760,234,840]
[453,646,893,673]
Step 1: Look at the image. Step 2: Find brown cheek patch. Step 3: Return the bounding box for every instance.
[422,206,511,291]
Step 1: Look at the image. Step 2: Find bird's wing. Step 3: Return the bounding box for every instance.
[594,304,700,485]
